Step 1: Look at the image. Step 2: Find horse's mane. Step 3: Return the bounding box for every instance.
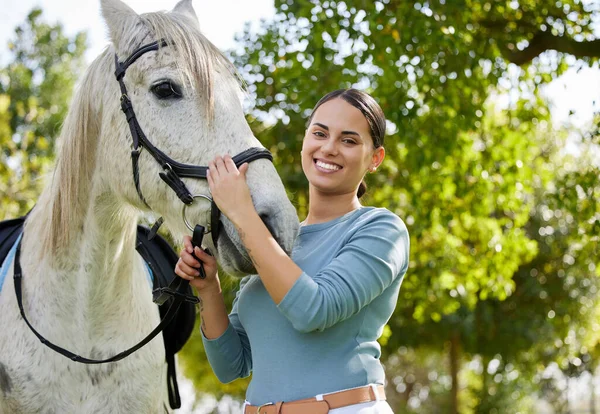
[39,8,242,258]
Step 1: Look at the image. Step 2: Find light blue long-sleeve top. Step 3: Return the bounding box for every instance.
[202,207,410,405]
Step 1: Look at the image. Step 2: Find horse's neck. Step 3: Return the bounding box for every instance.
[78,197,141,309]
[22,189,149,330]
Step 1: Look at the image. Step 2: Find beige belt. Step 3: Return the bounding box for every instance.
[244,384,386,414]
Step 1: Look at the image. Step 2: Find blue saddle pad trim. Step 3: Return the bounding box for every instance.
[0,233,22,294]
[143,260,154,286]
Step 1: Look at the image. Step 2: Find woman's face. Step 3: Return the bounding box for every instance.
[301,98,384,196]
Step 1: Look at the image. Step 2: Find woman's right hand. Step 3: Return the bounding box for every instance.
[175,235,220,293]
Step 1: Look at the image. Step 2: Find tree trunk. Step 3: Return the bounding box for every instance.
[566,376,570,414]
[479,355,490,414]
[591,373,597,414]
[450,333,460,414]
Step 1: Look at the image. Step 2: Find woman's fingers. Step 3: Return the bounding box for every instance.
[208,155,244,184]
[176,236,220,286]
[205,154,254,226]
[194,246,216,265]
[208,159,219,185]
[223,155,237,172]
[210,155,241,179]
[178,246,216,275]
[183,235,193,253]
[238,162,249,176]
[214,155,228,173]
[175,259,199,279]
[180,249,201,268]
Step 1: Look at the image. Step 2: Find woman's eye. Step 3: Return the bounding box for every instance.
[151,81,183,100]
[313,131,326,138]
[342,138,357,144]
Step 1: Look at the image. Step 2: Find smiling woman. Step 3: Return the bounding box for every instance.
[302,89,386,200]
[175,89,410,414]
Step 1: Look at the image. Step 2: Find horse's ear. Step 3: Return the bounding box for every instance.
[101,0,140,47]
[172,0,200,28]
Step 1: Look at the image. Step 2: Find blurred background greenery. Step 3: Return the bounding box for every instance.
[1,1,599,413]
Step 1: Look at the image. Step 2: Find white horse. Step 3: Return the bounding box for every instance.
[0,0,298,412]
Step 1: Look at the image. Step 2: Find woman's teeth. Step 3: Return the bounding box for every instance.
[315,160,341,171]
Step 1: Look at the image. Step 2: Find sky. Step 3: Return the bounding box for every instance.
[1,0,599,130]
[0,0,275,55]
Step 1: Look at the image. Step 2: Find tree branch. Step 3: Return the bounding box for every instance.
[505,31,600,65]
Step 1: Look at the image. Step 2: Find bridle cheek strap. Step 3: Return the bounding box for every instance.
[115,40,194,207]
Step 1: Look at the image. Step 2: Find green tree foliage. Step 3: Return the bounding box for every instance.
[384,119,600,413]
[0,8,87,219]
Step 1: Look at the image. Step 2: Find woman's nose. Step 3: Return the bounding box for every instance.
[321,137,338,155]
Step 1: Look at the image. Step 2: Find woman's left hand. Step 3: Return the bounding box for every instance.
[207,155,254,226]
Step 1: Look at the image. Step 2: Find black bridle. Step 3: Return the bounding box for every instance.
[12,40,272,369]
[115,39,272,247]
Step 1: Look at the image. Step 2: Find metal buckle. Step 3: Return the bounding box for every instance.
[256,402,274,414]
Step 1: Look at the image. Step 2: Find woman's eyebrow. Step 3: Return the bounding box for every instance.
[313,122,361,137]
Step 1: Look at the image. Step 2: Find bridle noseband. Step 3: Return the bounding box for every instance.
[114,39,273,246]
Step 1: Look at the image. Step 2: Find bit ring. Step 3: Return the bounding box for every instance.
[181,194,213,232]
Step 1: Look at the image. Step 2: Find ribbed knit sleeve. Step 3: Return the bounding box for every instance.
[201,276,253,383]
[277,212,409,333]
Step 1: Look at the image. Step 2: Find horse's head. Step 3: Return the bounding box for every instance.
[92,0,298,275]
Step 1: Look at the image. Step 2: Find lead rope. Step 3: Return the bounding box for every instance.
[153,225,209,409]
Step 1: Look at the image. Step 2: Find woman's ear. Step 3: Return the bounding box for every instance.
[370,146,385,171]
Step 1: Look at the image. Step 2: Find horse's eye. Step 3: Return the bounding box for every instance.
[151,81,182,100]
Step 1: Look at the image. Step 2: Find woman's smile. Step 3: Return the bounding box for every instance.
[314,158,342,173]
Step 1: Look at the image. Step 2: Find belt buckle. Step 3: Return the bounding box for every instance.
[257,402,274,414]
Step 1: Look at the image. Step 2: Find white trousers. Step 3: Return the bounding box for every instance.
[329,400,394,413]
